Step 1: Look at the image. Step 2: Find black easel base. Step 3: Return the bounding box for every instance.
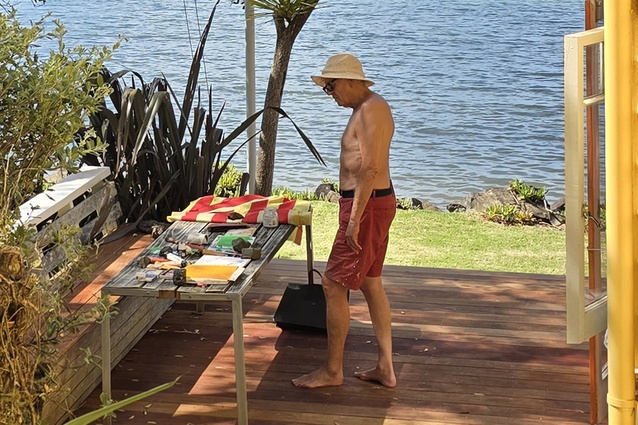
[274,283,327,333]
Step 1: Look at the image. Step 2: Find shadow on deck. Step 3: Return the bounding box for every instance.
[74,248,592,425]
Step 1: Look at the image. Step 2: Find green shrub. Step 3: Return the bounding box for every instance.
[272,186,319,201]
[0,10,116,232]
[509,179,548,203]
[483,204,536,225]
[0,9,117,424]
[214,164,244,197]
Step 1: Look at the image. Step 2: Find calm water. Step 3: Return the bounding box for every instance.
[15,0,585,207]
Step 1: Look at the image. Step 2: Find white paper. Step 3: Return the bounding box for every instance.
[194,255,251,268]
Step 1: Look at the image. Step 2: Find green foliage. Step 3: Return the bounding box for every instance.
[272,186,319,200]
[509,179,548,203]
[482,204,536,225]
[599,202,606,227]
[83,3,323,223]
[0,9,117,235]
[248,0,320,19]
[64,379,178,425]
[214,164,244,197]
[0,9,118,424]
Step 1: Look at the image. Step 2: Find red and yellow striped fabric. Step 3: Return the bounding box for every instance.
[166,195,312,244]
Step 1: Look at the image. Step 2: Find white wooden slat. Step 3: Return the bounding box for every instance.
[18,166,111,228]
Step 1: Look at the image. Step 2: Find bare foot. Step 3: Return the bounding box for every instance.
[354,367,397,388]
[292,367,343,388]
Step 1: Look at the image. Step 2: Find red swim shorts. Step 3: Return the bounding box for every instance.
[324,193,396,290]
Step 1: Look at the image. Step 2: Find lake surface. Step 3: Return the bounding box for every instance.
[14,0,586,207]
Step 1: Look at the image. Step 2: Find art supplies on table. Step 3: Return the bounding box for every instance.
[206,234,256,256]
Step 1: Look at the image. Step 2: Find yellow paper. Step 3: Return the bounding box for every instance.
[185,264,238,280]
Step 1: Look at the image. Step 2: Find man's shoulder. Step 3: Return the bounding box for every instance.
[361,91,390,108]
[360,92,392,117]
[366,91,389,104]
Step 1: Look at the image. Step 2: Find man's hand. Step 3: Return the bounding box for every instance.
[345,219,362,252]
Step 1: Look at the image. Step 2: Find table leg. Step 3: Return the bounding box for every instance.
[101,300,112,425]
[231,295,248,425]
[305,224,314,284]
[195,301,204,314]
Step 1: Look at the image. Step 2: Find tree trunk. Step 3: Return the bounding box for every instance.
[254,3,319,196]
[255,35,294,195]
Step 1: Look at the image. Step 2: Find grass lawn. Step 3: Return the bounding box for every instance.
[275,200,568,275]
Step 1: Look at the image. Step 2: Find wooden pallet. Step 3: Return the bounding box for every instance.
[19,167,122,276]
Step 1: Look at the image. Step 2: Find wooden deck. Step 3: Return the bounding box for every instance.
[73,235,593,425]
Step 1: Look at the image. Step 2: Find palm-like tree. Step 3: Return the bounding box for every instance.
[247,0,321,195]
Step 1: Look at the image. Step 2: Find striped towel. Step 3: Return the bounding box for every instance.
[167,195,312,244]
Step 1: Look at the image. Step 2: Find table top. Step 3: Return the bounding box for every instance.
[102,220,296,300]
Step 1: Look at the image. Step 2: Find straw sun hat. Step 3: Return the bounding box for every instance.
[311,53,375,87]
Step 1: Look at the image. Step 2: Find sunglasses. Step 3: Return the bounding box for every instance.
[323,79,336,95]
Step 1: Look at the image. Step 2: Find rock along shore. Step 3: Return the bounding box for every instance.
[314,183,566,227]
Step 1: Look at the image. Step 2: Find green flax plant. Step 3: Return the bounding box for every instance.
[83,1,324,226]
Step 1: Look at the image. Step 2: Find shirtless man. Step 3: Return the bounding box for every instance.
[292,53,397,389]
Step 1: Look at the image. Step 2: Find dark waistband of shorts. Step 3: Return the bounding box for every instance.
[340,186,394,199]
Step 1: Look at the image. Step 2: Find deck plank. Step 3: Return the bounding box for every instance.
[72,259,595,425]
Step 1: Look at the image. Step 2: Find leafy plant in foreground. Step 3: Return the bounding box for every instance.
[0,9,117,424]
[64,379,177,425]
